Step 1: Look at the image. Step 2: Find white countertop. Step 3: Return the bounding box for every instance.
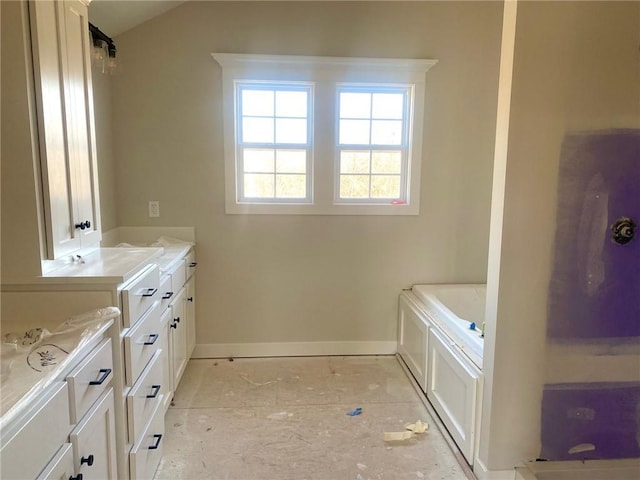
[40,247,164,284]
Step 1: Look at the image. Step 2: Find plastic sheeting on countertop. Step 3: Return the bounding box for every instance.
[116,236,194,273]
[0,306,120,427]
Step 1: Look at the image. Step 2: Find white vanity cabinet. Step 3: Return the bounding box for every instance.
[0,320,117,480]
[28,0,101,259]
[157,247,197,406]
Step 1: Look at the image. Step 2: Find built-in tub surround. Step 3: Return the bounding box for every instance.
[411,284,486,369]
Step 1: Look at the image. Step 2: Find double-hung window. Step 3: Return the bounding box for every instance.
[237,83,313,202]
[214,54,437,215]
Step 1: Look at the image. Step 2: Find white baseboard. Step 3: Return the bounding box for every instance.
[192,341,397,358]
[473,458,516,480]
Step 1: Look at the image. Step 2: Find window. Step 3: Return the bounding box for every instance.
[337,86,410,202]
[237,83,313,202]
[213,54,437,215]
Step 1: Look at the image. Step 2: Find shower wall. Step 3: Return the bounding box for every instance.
[548,131,640,340]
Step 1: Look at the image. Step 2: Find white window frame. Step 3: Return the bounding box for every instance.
[213,53,437,215]
[235,81,314,203]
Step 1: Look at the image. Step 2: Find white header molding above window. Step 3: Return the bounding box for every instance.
[213,53,438,215]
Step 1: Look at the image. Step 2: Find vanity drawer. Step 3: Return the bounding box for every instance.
[67,338,113,423]
[129,400,165,480]
[185,250,196,280]
[127,349,165,445]
[168,261,186,296]
[159,274,173,311]
[124,302,161,386]
[122,265,160,328]
[36,443,75,480]
[1,382,70,480]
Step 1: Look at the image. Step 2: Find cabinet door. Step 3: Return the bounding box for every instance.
[29,0,79,258]
[427,328,479,463]
[29,0,100,259]
[185,275,196,359]
[69,388,117,480]
[57,0,101,250]
[398,294,429,391]
[169,288,188,390]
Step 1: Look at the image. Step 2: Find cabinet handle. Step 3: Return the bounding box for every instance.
[189,262,197,268]
[80,455,94,466]
[89,368,112,385]
[170,321,178,329]
[141,288,157,297]
[146,384,161,398]
[144,333,159,345]
[148,433,163,450]
[187,297,194,302]
[162,291,174,300]
[74,220,91,230]
[69,475,83,480]
[174,316,180,323]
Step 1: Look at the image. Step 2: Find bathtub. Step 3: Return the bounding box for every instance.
[411,284,486,369]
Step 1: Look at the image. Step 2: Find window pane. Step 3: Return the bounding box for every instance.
[275,91,307,118]
[243,117,274,143]
[276,150,306,173]
[243,149,275,173]
[372,151,401,174]
[340,151,370,174]
[372,93,404,119]
[339,119,370,144]
[244,173,274,198]
[340,92,371,119]
[276,174,306,197]
[371,120,402,145]
[340,175,370,198]
[371,175,400,198]
[275,118,307,144]
[242,89,274,116]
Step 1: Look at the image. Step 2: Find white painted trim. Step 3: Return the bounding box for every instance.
[192,341,397,359]
[213,52,437,216]
[473,458,516,480]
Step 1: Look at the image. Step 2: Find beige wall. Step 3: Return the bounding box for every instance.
[480,0,640,471]
[108,1,502,348]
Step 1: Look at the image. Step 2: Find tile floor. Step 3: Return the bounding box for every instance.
[155,356,472,480]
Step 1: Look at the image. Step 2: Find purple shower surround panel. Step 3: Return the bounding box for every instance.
[541,383,640,460]
[547,130,640,340]
[541,130,640,461]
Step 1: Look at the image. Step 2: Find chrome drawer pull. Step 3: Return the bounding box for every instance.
[162,291,174,300]
[170,321,178,329]
[141,288,157,297]
[189,262,197,268]
[89,368,111,385]
[80,455,94,466]
[187,296,194,302]
[174,316,181,323]
[146,384,161,399]
[69,474,83,480]
[144,333,159,345]
[148,434,163,450]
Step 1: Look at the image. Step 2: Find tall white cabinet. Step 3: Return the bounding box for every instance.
[1,0,100,282]
[30,0,102,258]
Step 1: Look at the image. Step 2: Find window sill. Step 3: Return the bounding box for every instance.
[225,202,419,215]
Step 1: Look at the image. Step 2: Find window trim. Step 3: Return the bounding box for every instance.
[213,53,438,215]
